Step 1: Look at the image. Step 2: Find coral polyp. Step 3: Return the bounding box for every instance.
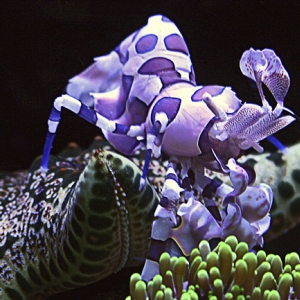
[127,236,300,300]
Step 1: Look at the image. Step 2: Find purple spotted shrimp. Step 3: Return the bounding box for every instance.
[41,15,294,221]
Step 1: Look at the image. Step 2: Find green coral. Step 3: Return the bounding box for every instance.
[126,236,300,300]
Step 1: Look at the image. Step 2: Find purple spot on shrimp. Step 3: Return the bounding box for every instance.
[191,86,226,102]
[160,70,182,87]
[121,74,134,101]
[127,98,148,124]
[161,16,172,22]
[191,87,206,102]
[114,45,129,64]
[138,57,175,75]
[135,34,158,54]
[151,97,181,125]
[164,34,189,55]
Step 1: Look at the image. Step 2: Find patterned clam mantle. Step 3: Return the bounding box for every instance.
[0,138,158,299]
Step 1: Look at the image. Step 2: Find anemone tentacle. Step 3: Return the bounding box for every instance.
[127,236,300,300]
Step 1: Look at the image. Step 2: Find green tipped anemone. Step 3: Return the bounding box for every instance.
[126,236,300,300]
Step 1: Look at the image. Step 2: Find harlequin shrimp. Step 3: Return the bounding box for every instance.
[39,14,295,254]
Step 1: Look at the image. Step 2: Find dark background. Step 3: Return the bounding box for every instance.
[1,1,300,299]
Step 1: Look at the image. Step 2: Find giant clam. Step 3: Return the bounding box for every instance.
[0,138,158,299]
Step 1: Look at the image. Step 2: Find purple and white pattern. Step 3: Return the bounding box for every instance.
[41,15,295,252]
